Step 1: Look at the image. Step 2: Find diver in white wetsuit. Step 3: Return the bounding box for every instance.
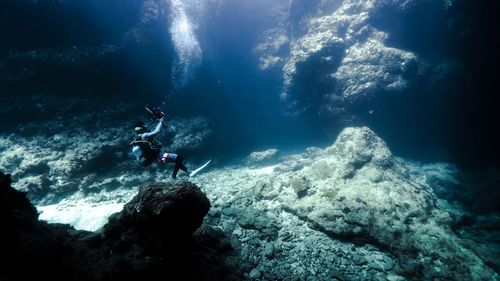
[131,118,188,178]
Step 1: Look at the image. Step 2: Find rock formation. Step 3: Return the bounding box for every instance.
[1,172,235,281]
[3,125,499,280]
[246,149,279,166]
[0,95,214,207]
[252,0,458,117]
[192,127,498,280]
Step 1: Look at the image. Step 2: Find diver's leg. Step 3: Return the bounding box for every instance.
[172,155,188,178]
[180,164,188,172]
[172,155,181,178]
[178,155,188,172]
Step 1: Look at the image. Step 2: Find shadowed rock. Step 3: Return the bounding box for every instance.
[1,172,234,281]
[192,127,498,280]
[278,127,496,280]
[103,180,211,254]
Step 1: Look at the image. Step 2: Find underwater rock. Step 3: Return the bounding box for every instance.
[264,242,274,258]
[351,253,367,266]
[248,268,262,279]
[290,2,414,93]
[331,35,417,99]
[2,169,91,281]
[279,127,495,279]
[231,207,280,240]
[326,126,394,175]
[452,213,500,273]
[247,149,279,165]
[368,254,395,271]
[164,117,214,153]
[0,95,217,208]
[103,180,211,247]
[253,0,441,116]
[1,172,236,281]
[312,160,334,180]
[291,176,308,195]
[191,126,498,280]
[1,171,38,224]
[0,124,136,204]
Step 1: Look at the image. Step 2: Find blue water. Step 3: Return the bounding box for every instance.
[2,2,500,280]
[0,0,498,210]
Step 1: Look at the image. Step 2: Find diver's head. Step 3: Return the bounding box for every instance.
[134,121,146,134]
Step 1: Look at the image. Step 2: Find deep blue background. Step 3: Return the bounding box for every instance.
[0,0,498,172]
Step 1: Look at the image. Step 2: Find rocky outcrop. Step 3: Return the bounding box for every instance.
[246,149,279,166]
[4,124,498,280]
[103,180,210,249]
[1,172,235,281]
[278,127,493,279]
[253,0,456,116]
[192,127,498,280]
[281,1,419,99]
[164,117,214,153]
[0,94,215,207]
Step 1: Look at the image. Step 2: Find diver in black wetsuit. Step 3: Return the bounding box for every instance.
[131,118,188,179]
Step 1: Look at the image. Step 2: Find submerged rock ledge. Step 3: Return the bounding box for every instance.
[1,173,234,281]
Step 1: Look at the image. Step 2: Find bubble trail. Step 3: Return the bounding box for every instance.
[169,0,203,88]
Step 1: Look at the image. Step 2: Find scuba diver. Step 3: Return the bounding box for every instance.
[131,106,188,179]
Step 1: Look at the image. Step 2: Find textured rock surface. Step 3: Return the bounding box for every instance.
[164,117,214,153]
[247,148,279,166]
[252,0,441,115]
[103,180,210,244]
[4,125,499,280]
[0,95,213,207]
[1,172,235,281]
[192,127,498,280]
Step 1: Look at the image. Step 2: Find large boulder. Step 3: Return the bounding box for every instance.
[1,170,84,281]
[103,180,211,253]
[192,127,498,280]
[277,127,495,280]
[246,149,279,166]
[1,172,234,281]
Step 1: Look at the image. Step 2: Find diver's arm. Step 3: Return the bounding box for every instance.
[141,120,163,139]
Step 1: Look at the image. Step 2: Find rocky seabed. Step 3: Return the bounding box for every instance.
[2,126,499,280]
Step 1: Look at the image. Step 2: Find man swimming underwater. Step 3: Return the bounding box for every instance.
[131,117,188,179]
